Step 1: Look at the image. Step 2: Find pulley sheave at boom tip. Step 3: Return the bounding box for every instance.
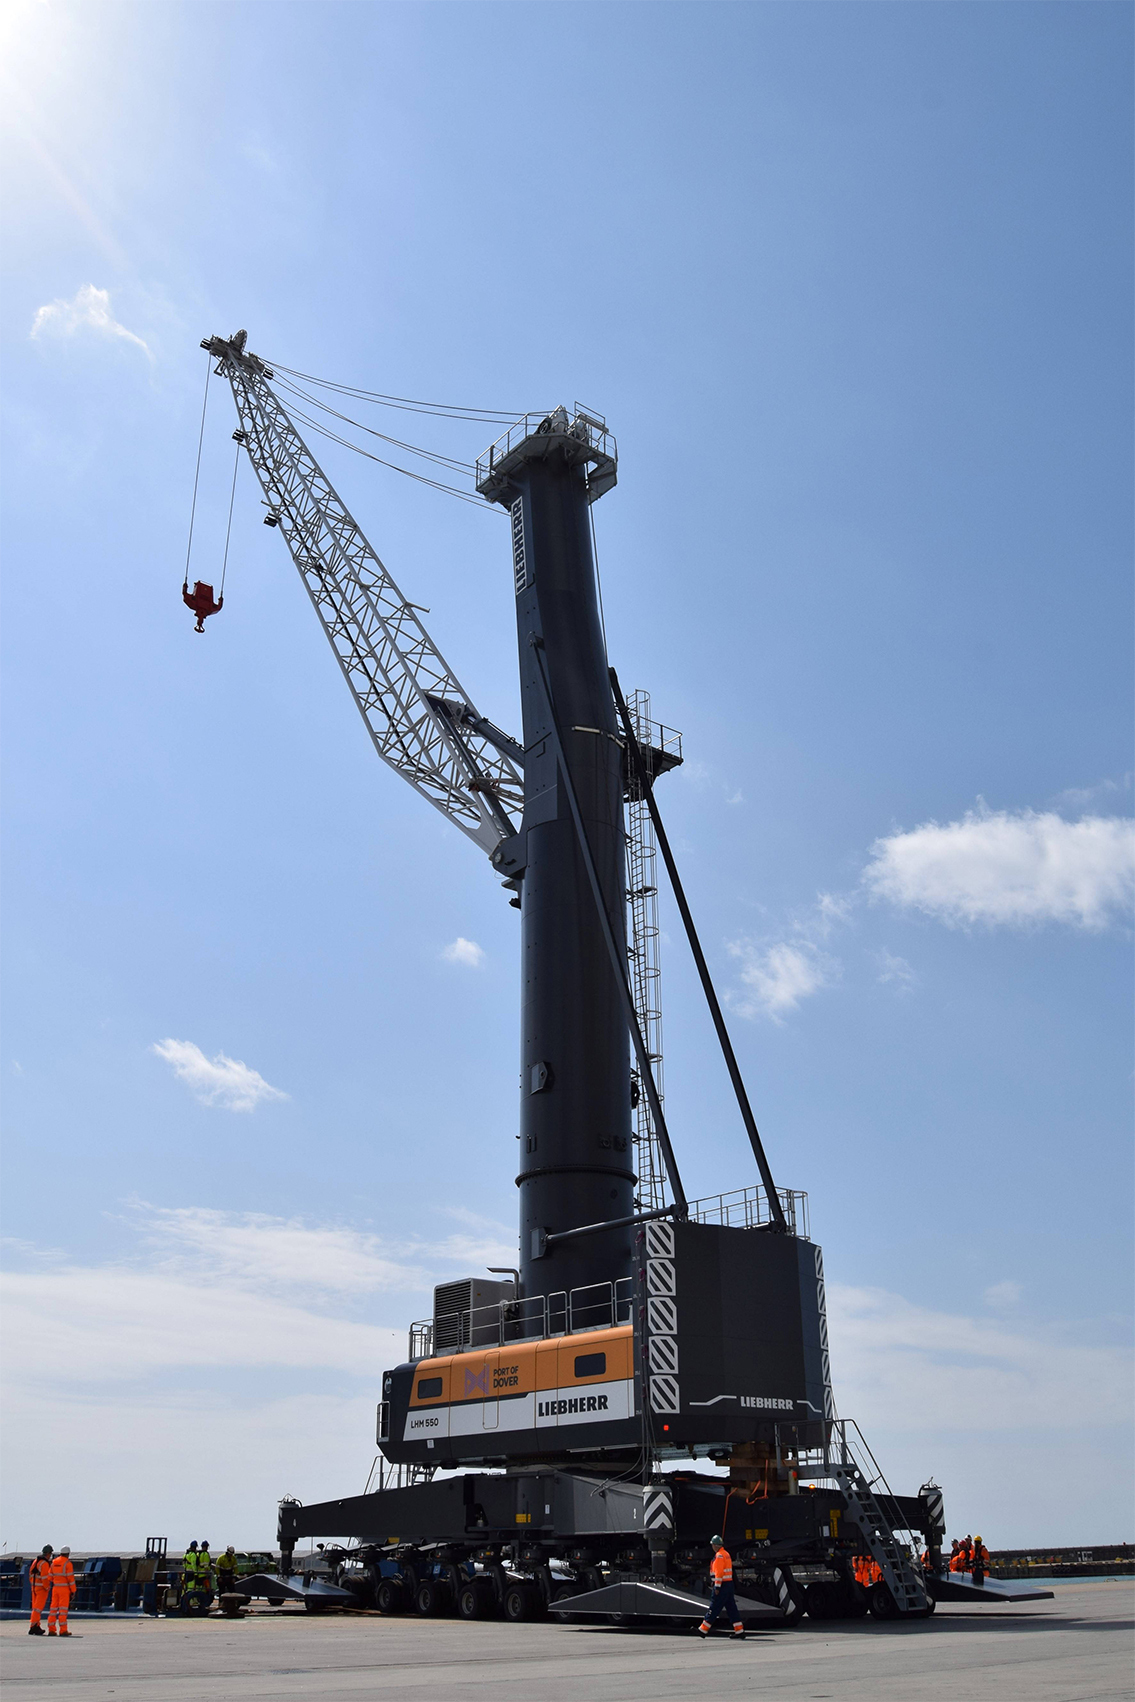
[199,329,523,859]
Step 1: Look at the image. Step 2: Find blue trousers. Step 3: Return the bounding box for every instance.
[704,1581,740,1626]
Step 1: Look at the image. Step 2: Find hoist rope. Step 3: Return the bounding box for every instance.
[282,400,498,511]
[182,353,211,584]
[272,375,476,472]
[218,441,240,598]
[263,361,534,423]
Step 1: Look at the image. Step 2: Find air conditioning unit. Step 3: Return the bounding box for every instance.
[432,1276,515,1353]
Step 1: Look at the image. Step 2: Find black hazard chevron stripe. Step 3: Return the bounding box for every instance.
[643,1487,673,1532]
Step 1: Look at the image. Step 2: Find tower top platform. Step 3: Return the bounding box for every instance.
[476,406,617,505]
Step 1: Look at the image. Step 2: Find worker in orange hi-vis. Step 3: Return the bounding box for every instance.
[28,1546,53,1635]
[46,1548,75,1636]
[697,1536,745,1640]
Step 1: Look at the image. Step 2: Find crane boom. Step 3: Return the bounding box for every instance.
[202,331,523,856]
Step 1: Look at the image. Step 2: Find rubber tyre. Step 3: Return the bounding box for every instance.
[804,1582,835,1620]
[304,1599,331,1614]
[503,1584,537,1623]
[842,1585,869,1620]
[867,1581,900,1620]
[376,1578,404,1615]
[415,1578,451,1618]
[457,1578,495,1620]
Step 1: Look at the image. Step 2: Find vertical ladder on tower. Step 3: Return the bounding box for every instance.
[625,688,668,1214]
[826,1420,929,1614]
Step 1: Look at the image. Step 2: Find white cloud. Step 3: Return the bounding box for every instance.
[864,804,1135,930]
[152,1038,287,1113]
[2,1262,399,1384]
[441,937,484,968]
[828,1283,1131,1433]
[875,948,917,991]
[422,1206,518,1273]
[812,891,852,938]
[31,283,151,359]
[984,1279,1023,1310]
[0,1203,512,1544]
[133,1204,422,1295]
[1053,776,1129,811]
[728,939,835,1021]
[724,789,744,806]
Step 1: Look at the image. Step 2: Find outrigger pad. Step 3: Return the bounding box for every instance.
[927,1573,1054,1605]
[236,1572,356,1606]
[548,1579,784,1621]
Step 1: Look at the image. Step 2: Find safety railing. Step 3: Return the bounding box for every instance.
[797,1419,924,1549]
[475,406,617,491]
[409,1277,634,1362]
[687,1184,808,1239]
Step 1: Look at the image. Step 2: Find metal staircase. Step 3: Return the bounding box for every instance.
[823,1420,929,1614]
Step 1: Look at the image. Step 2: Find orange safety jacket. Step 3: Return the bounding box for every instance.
[30,1558,52,1593]
[710,1549,733,1584]
[49,1557,75,1593]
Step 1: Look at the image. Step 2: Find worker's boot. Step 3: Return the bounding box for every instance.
[58,1630,72,1636]
[28,1625,45,1635]
[731,1630,746,1640]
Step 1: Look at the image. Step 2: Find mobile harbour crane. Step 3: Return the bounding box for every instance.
[195,330,1051,1629]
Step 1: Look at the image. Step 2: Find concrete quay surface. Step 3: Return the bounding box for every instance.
[2,1579,1130,1702]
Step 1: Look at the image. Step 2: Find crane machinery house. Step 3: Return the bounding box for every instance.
[191,330,1053,1629]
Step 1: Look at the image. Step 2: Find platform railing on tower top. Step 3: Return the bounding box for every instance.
[475,406,617,491]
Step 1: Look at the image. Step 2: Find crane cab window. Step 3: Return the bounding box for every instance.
[416,1376,443,1399]
[573,1352,606,1379]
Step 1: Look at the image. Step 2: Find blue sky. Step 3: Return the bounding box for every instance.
[2,0,1131,1552]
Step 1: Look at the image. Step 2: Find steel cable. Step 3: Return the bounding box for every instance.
[281,401,498,510]
[264,360,534,422]
[218,441,240,598]
[182,352,211,584]
[272,375,476,472]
